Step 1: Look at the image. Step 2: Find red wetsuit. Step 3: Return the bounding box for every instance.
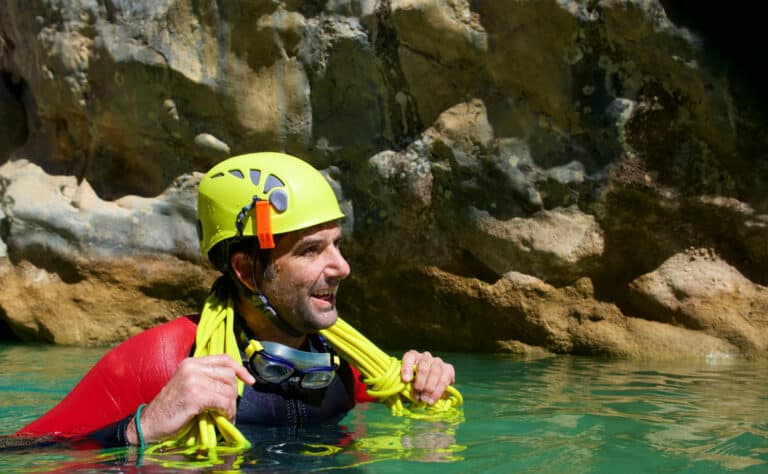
[16,316,373,441]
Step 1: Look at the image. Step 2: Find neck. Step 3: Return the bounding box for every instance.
[235,295,306,348]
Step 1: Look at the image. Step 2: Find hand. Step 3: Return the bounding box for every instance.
[401,350,455,405]
[126,354,255,444]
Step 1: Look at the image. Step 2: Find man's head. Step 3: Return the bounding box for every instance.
[197,152,349,334]
[230,221,350,333]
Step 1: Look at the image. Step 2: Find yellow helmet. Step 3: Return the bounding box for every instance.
[197,152,345,256]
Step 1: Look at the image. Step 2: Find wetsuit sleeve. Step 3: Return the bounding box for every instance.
[15,316,198,439]
[86,413,133,447]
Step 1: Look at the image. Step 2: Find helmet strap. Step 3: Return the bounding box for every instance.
[226,246,304,338]
[248,291,304,338]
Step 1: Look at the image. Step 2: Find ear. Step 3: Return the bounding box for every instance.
[230,251,258,291]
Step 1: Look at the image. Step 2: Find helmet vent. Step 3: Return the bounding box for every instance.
[269,189,288,212]
[229,169,244,179]
[250,169,262,186]
[264,174,284,193]
[210,172,224,179]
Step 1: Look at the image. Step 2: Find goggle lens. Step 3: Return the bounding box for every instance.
[254,357,294,383]
[301,370,336,389]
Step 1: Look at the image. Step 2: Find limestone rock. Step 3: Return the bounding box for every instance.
[193,133,231,156]
[0,159,214,343]
[0,1,766,358]
[0,159,202,262]
[628,249,768,356]
[341,265,739,359]
[463,206,604,284]
[0,256,215,344]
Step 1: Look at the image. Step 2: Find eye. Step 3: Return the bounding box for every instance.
[299,245,320,257]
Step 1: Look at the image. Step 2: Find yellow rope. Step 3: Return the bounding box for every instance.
[146,294,463,463]
[145,294,250,463]
[320,317,463,421]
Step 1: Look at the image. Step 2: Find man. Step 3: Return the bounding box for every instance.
[17,152,455,446]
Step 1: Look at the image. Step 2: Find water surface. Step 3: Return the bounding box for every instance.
[1,343,766,472]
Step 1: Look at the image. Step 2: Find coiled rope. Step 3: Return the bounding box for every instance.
[146,293,463,461]
[319,318,463,420]
[144,294,250,462]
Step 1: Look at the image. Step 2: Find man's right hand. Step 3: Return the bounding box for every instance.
[125,354,255,444]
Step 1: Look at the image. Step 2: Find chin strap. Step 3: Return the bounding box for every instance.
[247,247,303,338]
[249,291,304,338]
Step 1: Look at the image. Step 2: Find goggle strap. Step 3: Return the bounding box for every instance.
[244,339,263,360]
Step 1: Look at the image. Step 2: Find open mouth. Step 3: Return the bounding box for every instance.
[311,289,336,306]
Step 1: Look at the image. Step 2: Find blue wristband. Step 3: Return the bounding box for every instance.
[134,403,147,450]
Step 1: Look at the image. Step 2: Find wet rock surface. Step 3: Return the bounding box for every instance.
[0,1,766,358]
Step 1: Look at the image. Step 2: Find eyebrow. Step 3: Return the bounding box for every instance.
[293,234,342,252]
[292,236,326,250]
[295,237,324,248]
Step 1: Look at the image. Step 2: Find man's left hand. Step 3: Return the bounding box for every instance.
[401,350,456,405]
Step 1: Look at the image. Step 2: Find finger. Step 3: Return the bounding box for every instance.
[212,391,239,421]
[201,390,238,419]
[401,350,419,382]
[198,355,255,386]
[421,357,446,404]
[233,362,256,385]
[413,352,433,393]
[177,374,234,408]
[201,361,238,384]
[214,354,256,385]
[211,377,239,400]
[426,363,455,404]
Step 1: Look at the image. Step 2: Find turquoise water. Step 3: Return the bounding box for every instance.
[1,343,766,472]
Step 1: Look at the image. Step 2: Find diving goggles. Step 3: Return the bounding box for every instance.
[244,339,340,389]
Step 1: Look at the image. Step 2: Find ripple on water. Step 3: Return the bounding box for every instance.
[1,347,766,473]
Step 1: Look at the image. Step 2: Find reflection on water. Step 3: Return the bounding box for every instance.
[1,343,766,473]
[338,406,464,467]
[456,355,767,474]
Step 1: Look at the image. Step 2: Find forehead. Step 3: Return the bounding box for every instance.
[276,222,342,251]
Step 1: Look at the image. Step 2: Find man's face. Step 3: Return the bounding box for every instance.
[257,222,350,333]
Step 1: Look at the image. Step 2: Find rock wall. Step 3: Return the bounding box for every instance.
[1,0,766,359]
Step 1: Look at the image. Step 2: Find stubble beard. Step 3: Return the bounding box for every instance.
[262,262,338,333]
[291,299,338,333]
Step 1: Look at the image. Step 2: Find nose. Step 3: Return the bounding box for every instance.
[325,245,350,282]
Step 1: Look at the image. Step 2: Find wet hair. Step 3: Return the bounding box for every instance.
[208,237,258,273]
[207,237,279,299]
